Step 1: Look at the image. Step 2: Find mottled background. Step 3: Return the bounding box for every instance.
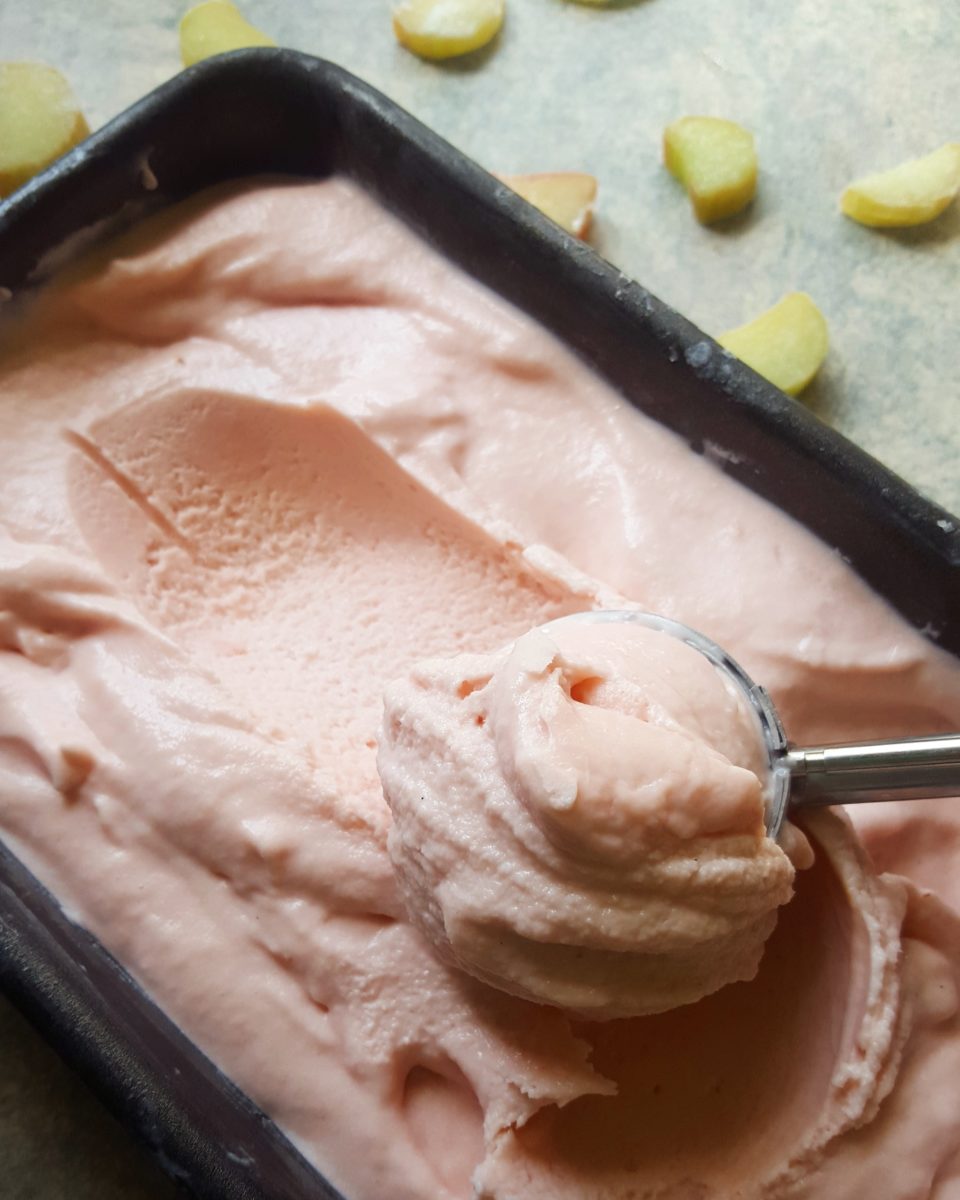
[0,0,957,1195]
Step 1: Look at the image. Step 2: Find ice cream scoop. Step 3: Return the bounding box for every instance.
[571,611,960,842]
[380,615,806,1018]
[380,609,960,1019]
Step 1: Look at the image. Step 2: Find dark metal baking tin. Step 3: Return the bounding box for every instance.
[0,49,957,1200]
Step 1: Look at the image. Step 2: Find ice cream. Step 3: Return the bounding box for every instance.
[381,617,806,1018]
[1,177,959,1200]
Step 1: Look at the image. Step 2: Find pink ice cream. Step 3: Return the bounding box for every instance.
[381,617,806,1018]
[1,177,959,1200]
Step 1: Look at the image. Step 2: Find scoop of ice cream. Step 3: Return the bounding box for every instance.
[380,616,808,1019]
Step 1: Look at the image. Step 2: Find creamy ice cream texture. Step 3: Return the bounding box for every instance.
[381,617,807,1018]
[1,177,960,1199]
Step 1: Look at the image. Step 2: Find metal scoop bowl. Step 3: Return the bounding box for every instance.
[563,610,960,841]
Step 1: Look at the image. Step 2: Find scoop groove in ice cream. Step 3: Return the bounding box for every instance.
[381,617,807,1018]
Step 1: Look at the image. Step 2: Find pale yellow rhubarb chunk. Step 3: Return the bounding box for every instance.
[179,0,276,68]
[393,0,504,60]
[717,293,828,396]
[663,116,757,224]
[499,172,597,238]
[840,143,960,228]
[0,63,89,199]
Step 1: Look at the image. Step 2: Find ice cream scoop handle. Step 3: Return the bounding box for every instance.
[786,734,960,807]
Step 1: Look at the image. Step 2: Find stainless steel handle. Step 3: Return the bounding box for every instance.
[787,734,960,808]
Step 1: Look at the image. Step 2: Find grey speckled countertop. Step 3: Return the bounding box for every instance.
[0,0,957,1196]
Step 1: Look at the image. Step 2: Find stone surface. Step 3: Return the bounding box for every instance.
[0,1,957,1197]
[0,997,177,1199]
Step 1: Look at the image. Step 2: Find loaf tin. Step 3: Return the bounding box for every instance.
[0,49,958,1200]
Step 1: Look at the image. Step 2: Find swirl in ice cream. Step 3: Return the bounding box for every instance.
[381,617,811,1018]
